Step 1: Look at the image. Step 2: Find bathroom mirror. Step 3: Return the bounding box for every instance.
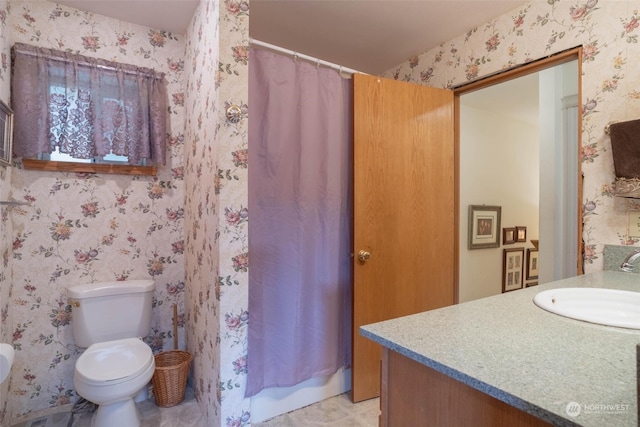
[0,99,13,167]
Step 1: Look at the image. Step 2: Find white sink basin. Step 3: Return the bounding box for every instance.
[533,287,640,329]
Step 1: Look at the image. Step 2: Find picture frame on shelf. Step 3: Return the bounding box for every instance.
[502,247,524,293]
[0,100,13,167]
[526,248,539,280]
[502,227,516,245]
[468,205,501,249]
[515,226,527,243]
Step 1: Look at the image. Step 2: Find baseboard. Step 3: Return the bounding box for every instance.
[250,368,351,423]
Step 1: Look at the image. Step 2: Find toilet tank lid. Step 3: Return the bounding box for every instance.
[67,280,155,299]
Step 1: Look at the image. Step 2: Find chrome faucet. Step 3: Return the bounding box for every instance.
[620,249,640,272]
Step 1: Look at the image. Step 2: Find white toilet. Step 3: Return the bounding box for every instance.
[67,280,156,427]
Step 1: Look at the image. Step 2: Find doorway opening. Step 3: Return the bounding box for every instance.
[455,48,582,303]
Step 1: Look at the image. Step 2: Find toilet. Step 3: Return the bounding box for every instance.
[67,280,156,427]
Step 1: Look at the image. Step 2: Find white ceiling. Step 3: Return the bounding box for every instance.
[53,0,528,75]
[462,73,539,125]
[54,0,200,36]
[52,0,537,122]
[250,1,528,75]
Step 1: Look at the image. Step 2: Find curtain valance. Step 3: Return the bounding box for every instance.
[11,42,168,165]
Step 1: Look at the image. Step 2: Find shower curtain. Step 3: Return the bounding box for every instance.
[246,48,352,397]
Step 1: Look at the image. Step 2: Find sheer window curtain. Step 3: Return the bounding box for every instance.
[11,42,167,165]
[246,48,353,397]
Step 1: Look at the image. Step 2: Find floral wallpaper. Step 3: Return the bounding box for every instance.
[5,1,186,423]
[384,0,640,273]
[216,0,250,422]
[184,0,250,425]
[183,0,222,424]
[0,0,11,424]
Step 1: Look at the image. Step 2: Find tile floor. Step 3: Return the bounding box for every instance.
[254,393,379,427]
[12,388,205,427]
[12,391,378,427]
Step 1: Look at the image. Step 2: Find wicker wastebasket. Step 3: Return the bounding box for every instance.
[152,350,192,407]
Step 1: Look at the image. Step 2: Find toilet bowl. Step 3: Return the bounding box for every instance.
[74,338,155,427]
[67,279,156,426]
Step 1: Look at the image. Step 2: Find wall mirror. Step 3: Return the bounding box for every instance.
[0,100,13,167]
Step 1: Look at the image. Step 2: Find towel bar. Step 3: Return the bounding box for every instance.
[605,121,618,135]
[0,200,30,206]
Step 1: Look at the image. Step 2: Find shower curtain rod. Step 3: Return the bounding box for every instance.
[249,38,361,75]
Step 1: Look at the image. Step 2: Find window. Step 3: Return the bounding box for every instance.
[43,147,130,164]
[11,43,167,174]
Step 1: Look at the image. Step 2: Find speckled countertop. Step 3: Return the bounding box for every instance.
[361,271,640,427]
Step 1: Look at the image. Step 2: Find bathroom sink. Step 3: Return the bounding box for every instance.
[533,287,640,329]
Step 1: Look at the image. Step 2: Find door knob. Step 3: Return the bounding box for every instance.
[358,250,371,262]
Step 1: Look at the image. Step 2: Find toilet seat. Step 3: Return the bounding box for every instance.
[75,337,153,386]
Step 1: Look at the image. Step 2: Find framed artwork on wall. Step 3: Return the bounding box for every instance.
[526,248,539,280]
[502,227,516,245]
[502,247,524,293]
[515,226,527,242]
[0,100,13,167]
[468,205,501,249]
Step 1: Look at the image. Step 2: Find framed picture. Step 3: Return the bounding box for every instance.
[502,247,524,293]
[515,226,527,242]
[468,205,501,249]
[502,227,516,245]
[525,282,538,288]
[0,100,13,167]
[526,248,539,280]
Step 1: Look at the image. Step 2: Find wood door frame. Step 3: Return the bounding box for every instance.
[453,47,584,303]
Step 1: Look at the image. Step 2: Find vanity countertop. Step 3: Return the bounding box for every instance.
[360,271,640,427]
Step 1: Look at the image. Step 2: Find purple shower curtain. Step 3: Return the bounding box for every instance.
[246,48,352,397]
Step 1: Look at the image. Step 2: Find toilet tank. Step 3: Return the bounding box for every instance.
[67,280,155,348]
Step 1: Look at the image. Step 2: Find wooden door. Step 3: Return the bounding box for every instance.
[352,74,456,402]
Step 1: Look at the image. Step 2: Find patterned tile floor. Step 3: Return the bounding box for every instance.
[254,393,379,427]
[12,391,378,427]
[12,388,205,427]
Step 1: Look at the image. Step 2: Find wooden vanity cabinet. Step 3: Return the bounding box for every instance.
[379,348,552,427]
